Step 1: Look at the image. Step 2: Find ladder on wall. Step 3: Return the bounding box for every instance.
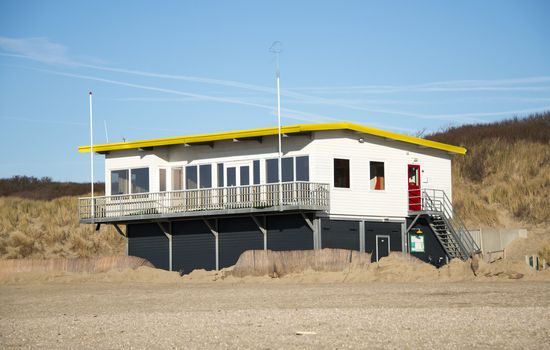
[411,189,481,260]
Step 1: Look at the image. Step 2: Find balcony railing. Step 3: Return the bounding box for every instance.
[79,181,330,222]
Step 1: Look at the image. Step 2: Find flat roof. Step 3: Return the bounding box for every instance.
[78,122,466,155]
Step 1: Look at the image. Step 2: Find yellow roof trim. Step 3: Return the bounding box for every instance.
[78,122,466,155]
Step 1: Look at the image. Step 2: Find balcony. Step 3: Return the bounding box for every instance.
[79,181,330,224]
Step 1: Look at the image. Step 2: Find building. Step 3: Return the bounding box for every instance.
[78,122,479,272]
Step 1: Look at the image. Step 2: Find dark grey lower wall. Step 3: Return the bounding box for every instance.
[127,223,169,270]
[127,216,409,272]
[364,221,403,262]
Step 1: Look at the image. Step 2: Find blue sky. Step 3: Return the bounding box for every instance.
[1,1,549,181]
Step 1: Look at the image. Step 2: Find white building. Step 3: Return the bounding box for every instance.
[79,122,479,272]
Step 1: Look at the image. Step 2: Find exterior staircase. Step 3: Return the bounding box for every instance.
[411,189,480,260]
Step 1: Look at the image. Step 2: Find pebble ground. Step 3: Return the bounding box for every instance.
[1,281,549,349]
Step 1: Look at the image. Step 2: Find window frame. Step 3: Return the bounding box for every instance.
[159,168,167,192]
[110,169,130,195]
[333,158,350,189]
[369,159,387,192]
[130,167,150,194]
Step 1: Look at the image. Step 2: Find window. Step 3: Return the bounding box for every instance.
[370,161,385,190]
[240,166,250,186]
[296,156,309,181]
[159,169,166,192]
[131,168,149,193]
[408,166,419,186]
[111,169,129,195]
[334,159,350,188]
[227,167,236,186]
[186,165,198,189]
[172,167,183,191]
[199,164,212,188]
[253,160,260,185]
[282,157,294,182]
[217,163,224,187]
[266,159,278,183]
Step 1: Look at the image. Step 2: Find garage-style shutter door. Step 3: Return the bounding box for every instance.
[321,219,360,251]
[172,220,216,273]
[267,214,313,251]
[218,217,264,268]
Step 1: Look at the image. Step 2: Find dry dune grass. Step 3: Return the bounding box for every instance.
[428,113,550,226]
[452,139,550,226]
[0,256,152,277]
[0,196,125,259]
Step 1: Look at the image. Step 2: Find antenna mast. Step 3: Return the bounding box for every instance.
[270,41,283,210]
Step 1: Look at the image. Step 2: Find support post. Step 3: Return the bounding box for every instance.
[312,217,321,250]
[157,222,172,271]
[112,224,126,238]
[203,218,219,271]
[359,221,365,253]
[251,215,267,250]
[401,221,407,253]
[112,224,128,256]
[301,213,320,249]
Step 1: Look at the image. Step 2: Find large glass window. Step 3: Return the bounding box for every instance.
[186,165,198,189]
[253,160,260,185]
[159,169,166,192]
[282,157,294,182]
[111,169,129,195]
[370,161,385,190]
[240,166,250,186]
[172,167,183,191]
[334,159,350,188]
[131,168,149,193]
[266,159,279,183]
[199,164,212,188]
[296,156,309,181]
[227,167,236,186]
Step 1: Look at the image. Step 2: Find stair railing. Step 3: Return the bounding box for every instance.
[420,189,480,258]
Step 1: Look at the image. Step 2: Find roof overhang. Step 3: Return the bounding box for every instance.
[78,122,467,155]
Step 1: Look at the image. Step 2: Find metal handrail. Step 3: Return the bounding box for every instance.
[410,188,480,257]
[79,181,330,220]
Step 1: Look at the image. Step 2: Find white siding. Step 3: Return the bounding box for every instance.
[103,130,454,219]
[307,130,452,219]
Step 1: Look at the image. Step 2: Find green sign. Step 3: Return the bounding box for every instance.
[410,235,425,253]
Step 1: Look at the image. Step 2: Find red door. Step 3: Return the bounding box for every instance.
[408,164,421,211]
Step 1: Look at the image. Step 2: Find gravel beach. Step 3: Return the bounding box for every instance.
[1,280,549,349]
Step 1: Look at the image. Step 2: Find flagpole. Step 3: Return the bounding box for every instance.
[89,91,94,222]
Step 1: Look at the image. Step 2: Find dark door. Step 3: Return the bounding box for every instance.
[376,235,390,261]
[408,164,421,211]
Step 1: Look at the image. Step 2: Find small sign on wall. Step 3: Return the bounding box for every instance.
[410,235,425,253]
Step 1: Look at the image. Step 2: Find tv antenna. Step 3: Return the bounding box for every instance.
[269,41,283,210]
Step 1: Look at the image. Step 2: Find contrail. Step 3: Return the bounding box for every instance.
[3,52,549,123]
[13,65,338,124]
